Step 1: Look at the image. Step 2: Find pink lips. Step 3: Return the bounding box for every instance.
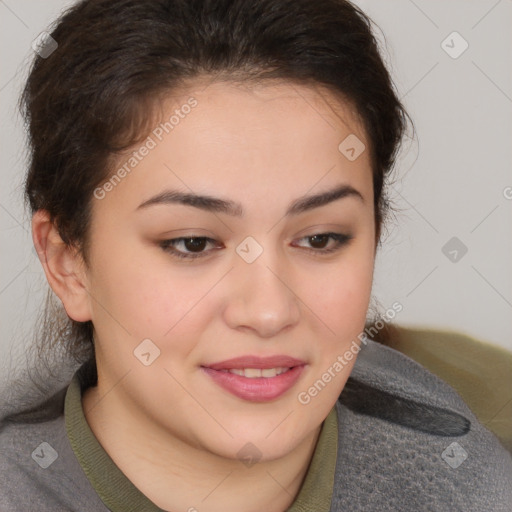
[201,355,307,402]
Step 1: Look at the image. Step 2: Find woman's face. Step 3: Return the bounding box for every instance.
[82,80,376,461]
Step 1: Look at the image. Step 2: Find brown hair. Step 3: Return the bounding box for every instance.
[21,0,411,367]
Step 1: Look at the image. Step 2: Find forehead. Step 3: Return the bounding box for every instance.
[167,79,367,156]
[95,80,372,216]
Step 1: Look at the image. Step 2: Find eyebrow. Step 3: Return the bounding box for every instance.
[136,183,364,217]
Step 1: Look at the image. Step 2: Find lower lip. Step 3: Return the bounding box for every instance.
[201,365,306,402]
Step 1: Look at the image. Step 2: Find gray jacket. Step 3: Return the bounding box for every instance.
[1,338,511,511]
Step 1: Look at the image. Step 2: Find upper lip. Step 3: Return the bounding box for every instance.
[203,355,306,370]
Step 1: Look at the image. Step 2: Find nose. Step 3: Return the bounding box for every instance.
[223,250,301,339]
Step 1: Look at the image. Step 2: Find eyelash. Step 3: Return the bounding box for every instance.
[158,232,353,260]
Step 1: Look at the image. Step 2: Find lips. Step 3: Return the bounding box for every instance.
[201,355,307,402]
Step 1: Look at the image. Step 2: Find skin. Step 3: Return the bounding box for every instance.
[33,79,376,512]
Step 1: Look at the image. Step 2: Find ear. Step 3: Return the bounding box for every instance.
[32,209,92,322]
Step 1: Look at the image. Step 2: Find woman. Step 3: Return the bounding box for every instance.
[1,0,511,510]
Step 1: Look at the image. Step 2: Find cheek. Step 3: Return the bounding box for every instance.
[318,269,372,336]
[99,267,199,336]
[308,248,374,333]
[86,239,183,335]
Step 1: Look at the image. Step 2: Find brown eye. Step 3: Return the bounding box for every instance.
[293,232,352,255]
[182,237,208,252]
[308,234,330,249]
[159,236,220,260]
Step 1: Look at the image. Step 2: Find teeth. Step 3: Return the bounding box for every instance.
[243,368,262,378]
[225,367,290,378]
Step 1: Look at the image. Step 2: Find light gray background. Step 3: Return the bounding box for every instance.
[1,0,511,383]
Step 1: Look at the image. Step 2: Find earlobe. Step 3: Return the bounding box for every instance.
[31,210,92,322]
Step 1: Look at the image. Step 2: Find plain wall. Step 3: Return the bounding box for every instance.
[1,0,511,384]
